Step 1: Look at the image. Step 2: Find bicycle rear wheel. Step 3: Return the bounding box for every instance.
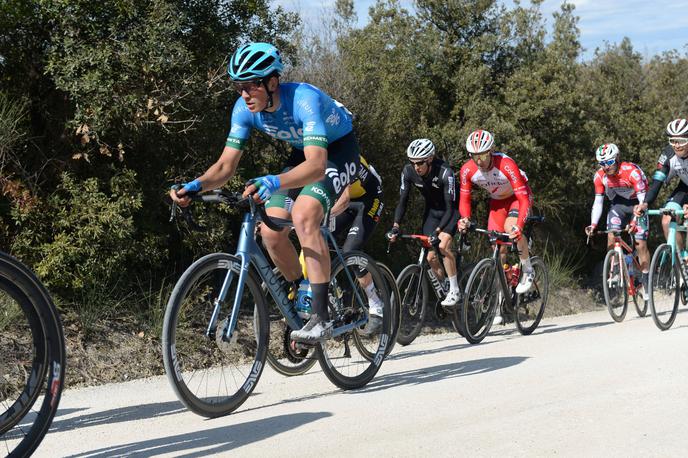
[162,253,268,418]
[0,252,65,458]
[603,249,628,322]
[395,264,429,345]
[649,243,680,331]
[319,251,392,390]
[263,268,317,377]
[514,257,548,335]
[462,258,499,344]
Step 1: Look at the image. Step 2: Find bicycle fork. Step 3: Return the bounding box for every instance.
[205,214,254,343]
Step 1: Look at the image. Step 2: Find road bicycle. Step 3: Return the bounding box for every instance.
[264,201,400,377]
[265,260,400,376]
[162,190,392,417]
[647,207,688,330]
[389,232,474,345]
[461,216,548,344]
[0,251,65,457]
[591,227,647,322]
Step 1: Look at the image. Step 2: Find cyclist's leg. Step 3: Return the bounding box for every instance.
[263,168,302,282]
[488,198,509,265]
[291,133,360,342]
[439,210,459,278]
[423,209,445,280]
[633,212,651,295]
[439,211,461,306]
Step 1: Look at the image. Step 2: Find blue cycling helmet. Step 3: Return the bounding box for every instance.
[228,42,284,81]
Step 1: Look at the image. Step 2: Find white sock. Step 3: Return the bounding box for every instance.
[448,274,459,292]
[364,282,380,304]
[521,257,533,273]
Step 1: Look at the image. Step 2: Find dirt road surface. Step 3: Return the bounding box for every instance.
[35,309,688,457]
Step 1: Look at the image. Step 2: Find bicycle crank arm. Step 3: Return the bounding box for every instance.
[331,317,368,338]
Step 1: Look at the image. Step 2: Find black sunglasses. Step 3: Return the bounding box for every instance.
[232,79,264,94]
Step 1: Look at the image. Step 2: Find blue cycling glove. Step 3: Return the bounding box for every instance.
[181,179,202,193]
[252,175,281,201]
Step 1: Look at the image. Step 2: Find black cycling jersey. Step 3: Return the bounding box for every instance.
[645,145,688,205]
[393,158,456,231]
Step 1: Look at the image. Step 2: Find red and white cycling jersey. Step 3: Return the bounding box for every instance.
[459,152,532,228]
[593,162,647,201]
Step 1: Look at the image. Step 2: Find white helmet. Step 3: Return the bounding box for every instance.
[666,119,688,137]
[466,130,494,154]
[407,138,435,160]
[595,143,620,162]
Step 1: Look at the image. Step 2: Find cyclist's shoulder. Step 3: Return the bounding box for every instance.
[459,158,477,177]
[493,151,518,167]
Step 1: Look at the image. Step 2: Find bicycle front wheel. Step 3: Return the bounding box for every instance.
[462,258,499,344]
[0,252,65,458]
[514,257,548,335]
[395,263,429,346]
[375,262,400,356]
[649,243,680,330]
[162,253,268,418]
[603,249,628,322]
[319,251,392,390]
[451,261,476,338]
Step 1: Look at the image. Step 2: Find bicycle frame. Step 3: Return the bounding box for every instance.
[600,230,642,297]
[399,233,470,301]
[206,201,369,344]
[647,208,688,273]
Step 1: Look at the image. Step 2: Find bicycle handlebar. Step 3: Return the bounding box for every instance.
[170,188,285,232]
[647,208,686,217]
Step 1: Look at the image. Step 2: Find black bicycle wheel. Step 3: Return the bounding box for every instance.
[162,253,269,418]
[462,258,499,344]
[631,267,648,317]
[376,262,400,356]
[395,264,429,346]
[263,268,317,377]
[603,249,628,322]
[0,252,65,458]
[514,257,549,335]
[649,243,680,331]
[318,251,392,390]
[451,262,476,338]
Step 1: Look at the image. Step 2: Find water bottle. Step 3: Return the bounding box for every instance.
[625,254,634,278]
[296,279,312,319]
[511,264,521,287]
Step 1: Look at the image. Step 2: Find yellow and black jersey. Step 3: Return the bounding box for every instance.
[349,156,383,199]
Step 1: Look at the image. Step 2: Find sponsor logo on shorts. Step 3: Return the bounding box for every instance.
[309,185,332,208]
[610,216,622,225]
[327,161,357,195]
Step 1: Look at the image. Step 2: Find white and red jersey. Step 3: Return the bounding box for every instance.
[590,162,648,227]
[459,152,532,229]
[593,162,647,201]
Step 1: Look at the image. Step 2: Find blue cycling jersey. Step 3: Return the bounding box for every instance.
[226,82,353,150]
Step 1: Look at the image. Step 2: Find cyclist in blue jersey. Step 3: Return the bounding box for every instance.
[170,42,361,343]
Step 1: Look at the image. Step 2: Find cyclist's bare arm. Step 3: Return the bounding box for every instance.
[171,146,242,204]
